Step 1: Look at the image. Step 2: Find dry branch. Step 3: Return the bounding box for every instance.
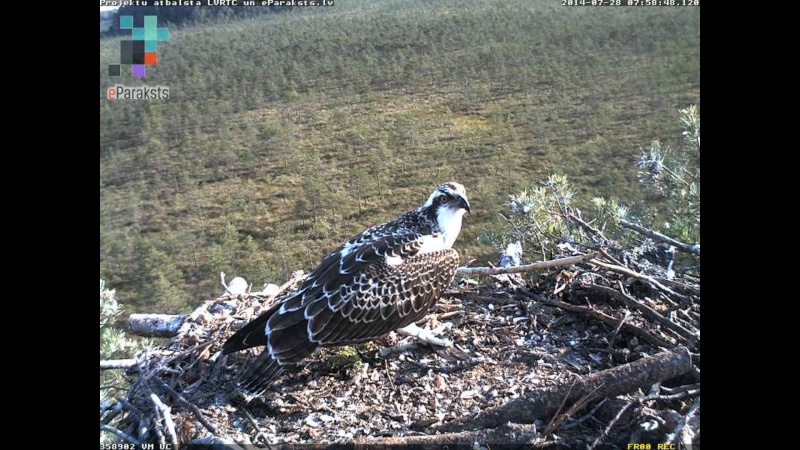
[583,283,697,342]
[619,219,700,255]
[438,346,692,432]
[588,258,688,301]
[152,378,217,435]
[101,359,138,370]
[150,394,178,448]
[100,423,141,445]
[457,254,595,276]
[129,314,188,337]
[666,396,700,445]
[526,293,674,348]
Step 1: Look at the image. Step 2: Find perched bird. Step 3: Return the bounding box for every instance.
[222,182,471,395]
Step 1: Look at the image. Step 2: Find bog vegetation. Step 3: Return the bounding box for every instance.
[99,0,700,313]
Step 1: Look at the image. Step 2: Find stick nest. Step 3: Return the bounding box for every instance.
[103,255,700,449]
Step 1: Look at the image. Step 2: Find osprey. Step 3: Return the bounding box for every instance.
[222,182,471,394]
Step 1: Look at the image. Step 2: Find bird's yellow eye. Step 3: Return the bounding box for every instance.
[439,196,449,204]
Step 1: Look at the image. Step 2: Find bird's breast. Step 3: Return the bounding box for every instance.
[417,234,448,254]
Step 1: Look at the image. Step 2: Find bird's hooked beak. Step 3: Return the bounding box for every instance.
[459,196,471,214]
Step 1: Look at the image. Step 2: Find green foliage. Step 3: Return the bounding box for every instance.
[480,174,576,260]
[490,107,700,263]
[100,280,150,442]
[134,238,189,312]
[633,106,700,243]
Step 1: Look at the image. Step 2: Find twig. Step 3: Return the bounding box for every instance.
[151,407,166,448]
[100,423,141,445]
[220,271,230,294]
[100,359,138,370]
[665,396,700,445]
[588,258,688,301]
[522,291,673,348]
[599,247,626,268]
[641,389,700,402]
[568,214,611,246]
[619,219,700,255]
[138,419,151,445]
[562,398,608,430]
[589,282,697,342]
[498,212,525,242]
[152,378,217,435]
[543,379,577,436]
[659,383,700,394]
[458,253,595,276]
[150,394,178,448]
[243,409,270,445]
[588,398,636,450]
[101,401,123,425]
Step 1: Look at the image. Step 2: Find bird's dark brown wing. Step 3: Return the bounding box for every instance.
[264,230,458,361]
[221,225,428,357]
[306,247,460,345]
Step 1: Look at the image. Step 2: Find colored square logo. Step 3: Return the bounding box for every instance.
[132,65,146,78]
[108,14,169,78]
[119,15,133,29]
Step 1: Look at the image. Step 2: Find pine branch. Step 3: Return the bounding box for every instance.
[619,219,699,255]
[457,253,595,275]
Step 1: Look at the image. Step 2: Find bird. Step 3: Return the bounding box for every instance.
[222,182,471,395]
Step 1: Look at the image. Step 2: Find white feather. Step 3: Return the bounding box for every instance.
[340,242,355,257]
[418,234,447,254]
[437,206,466,249]
[385,255,404,265]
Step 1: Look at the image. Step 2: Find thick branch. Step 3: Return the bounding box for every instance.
[128,314,188,337]
[100,359,138,370]
[619,219,700,255]
[458,254,595,276]
[438,347,692,432]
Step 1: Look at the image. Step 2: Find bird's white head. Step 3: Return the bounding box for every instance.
[423,182,470,248]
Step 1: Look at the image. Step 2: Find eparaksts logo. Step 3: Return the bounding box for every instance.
[107,85,170,101]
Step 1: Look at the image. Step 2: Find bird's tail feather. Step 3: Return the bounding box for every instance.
[238,350,284,395]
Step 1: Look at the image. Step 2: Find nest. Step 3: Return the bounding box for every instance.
[102,255,700,449]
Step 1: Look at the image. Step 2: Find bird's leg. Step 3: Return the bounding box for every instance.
[397,323,453,347]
